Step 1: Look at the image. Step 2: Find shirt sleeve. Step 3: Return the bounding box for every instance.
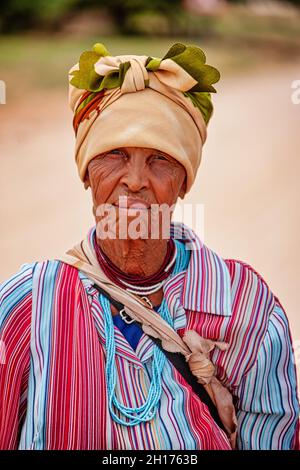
[235,297,299,450]
[0,264,34,450]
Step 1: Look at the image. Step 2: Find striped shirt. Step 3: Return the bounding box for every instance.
[0,223,299,450]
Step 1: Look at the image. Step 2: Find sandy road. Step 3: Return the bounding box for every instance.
[1,62,300,380]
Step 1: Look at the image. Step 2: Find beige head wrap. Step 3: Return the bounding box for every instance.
[69,44,219,193]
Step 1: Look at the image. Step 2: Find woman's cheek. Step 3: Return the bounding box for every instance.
[89,171,107,206]
[152,172,179,204]
[94,169,123,205]
[155,187,176,207]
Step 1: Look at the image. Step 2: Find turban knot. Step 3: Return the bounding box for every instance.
[95,56,149,94]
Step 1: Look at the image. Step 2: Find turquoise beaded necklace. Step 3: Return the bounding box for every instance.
[99,239,190,426]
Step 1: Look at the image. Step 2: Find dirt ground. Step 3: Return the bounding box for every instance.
[1,61,300,384]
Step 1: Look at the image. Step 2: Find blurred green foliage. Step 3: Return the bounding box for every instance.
[0,0,78,31]
[1,0,300,34]
[87,0,182,32]
[0,0,182,33]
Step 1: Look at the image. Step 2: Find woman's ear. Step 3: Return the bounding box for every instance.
[179,176,187,200]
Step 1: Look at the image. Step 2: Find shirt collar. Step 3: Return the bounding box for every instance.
[167,222,232,316]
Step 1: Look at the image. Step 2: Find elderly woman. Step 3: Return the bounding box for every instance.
[0,43,299,451]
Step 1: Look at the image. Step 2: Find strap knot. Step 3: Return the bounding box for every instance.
[94,55,149,94]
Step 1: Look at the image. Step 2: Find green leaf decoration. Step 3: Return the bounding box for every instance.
[162,43,220,93]
[145,57,161,71]
[70,51,102,91]
[184,91,213,125]
[70,44,110,92]
[70,42,220,125]
[163,43,197,61]
[98,62,131,91]
[99,71,120,91]
[93,43,109,56]
[119,61,131,85]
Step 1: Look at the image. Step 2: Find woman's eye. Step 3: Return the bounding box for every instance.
[107,150,127,158]
[152,154,168,161]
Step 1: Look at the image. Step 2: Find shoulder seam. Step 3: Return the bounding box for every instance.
[225,258,273,291]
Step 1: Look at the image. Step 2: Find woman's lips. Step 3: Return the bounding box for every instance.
[113,196,150,210]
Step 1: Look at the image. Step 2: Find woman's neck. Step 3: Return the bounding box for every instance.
[96,237,168,277]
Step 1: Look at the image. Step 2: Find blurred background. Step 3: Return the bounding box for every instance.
[1,0,300,386]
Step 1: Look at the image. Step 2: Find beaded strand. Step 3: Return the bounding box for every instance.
[100,239,190,426]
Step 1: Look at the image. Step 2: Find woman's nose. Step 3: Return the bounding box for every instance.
[120,159,149,192]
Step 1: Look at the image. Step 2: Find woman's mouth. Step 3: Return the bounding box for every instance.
[113,196,150,210]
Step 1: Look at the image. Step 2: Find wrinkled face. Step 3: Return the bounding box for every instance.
[86,147,186,240]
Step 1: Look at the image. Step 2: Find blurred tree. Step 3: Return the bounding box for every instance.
[79,0,182,32]
[1,0,300,33]
[0,0,184,33]
[0,0,79,32]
